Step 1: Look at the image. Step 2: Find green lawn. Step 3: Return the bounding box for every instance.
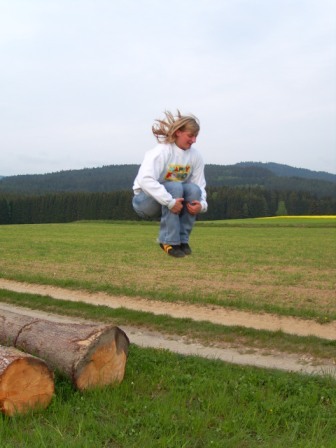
[1,346,336,448]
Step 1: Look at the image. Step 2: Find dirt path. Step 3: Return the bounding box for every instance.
[0,278,335,339]
[0,279,335,378]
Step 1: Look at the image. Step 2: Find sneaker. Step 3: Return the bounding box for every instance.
[180,243,192,255]
[160,243,185,258]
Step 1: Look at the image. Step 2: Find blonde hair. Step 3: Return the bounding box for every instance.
[152,110,200,143]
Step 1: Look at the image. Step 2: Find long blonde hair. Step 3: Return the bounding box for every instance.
[152,110,200,143]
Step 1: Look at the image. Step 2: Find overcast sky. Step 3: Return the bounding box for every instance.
[1,0,335,176]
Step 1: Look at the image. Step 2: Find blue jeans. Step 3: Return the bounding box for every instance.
[132,182,201,245]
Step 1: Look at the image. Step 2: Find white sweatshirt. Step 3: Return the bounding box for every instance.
[133,143,208,212]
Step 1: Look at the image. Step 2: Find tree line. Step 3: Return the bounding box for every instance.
[1,186,335,225]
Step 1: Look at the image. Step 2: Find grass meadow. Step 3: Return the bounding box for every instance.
[0,217,336,447]
[0,217,335,319]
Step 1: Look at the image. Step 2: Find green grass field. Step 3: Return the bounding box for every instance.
[0,217,335,319]
[0,217,336,447]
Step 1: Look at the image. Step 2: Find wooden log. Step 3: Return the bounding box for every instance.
[0,345,54,416]
[0,309,130,390]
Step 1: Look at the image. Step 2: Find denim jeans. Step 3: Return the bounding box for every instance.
[132,182,201,245]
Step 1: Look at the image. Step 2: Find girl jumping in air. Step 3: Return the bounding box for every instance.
[132,110,208,258]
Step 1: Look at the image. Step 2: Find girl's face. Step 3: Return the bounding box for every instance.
[175,129,198,150]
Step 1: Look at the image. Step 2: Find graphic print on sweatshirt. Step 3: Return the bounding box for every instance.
[164,164,191,182]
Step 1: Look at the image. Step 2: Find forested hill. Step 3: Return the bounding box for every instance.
[0,163,335,198]
[237,162,336,183]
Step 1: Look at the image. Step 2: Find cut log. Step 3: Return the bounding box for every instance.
[0,345,54,416]
[0,309,130,390]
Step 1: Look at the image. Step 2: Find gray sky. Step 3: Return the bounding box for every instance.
[1,0,335,176]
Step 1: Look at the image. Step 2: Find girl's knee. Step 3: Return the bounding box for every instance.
[163,181,183,197]
[184,183,201,198]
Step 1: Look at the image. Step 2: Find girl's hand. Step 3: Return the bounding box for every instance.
[170,198,184,214]
[186,200,202,215]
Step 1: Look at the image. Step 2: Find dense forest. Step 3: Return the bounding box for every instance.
[0,186,335,225]
[0,163,335,224]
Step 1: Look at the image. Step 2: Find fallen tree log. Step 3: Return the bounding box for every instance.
[0,309,130,390]
[0,345,54,416]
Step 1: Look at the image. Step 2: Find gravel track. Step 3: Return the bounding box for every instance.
[0,279,335,378]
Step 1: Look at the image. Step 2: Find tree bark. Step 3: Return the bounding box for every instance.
[0,309,130,390]
[0,345,54,416]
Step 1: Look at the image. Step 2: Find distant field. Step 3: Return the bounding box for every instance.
[0,217,335,320]
[199,216,336,227]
